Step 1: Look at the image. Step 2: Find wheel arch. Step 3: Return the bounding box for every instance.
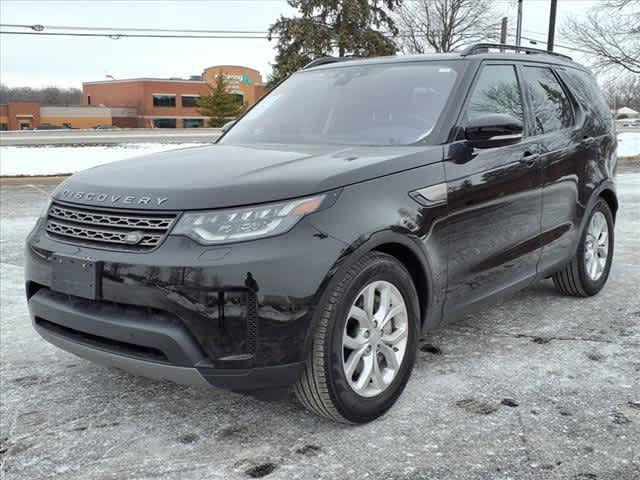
[372,242,430,328]
[599,187,618,221]
[339,230,442,330]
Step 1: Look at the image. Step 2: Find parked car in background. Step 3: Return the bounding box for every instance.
[34,123,70,130]
[91,124,122,130]
[25,44,617,423]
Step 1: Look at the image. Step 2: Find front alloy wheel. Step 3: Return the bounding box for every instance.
[342,281,408,398]
[295,252,419,423]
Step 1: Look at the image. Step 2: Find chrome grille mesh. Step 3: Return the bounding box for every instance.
[49,205,173,230]
[46,203,176,251]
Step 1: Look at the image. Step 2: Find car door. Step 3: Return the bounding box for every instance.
[519,65,588,274]
[442,63,543,317]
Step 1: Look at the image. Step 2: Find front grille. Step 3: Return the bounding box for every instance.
[46,202,177,251]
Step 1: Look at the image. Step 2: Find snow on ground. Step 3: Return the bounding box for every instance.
[618,131,640,157]
[0,133,639,177]
[0,143,203,177]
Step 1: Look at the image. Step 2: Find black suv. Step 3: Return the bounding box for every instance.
[25,44,617,423]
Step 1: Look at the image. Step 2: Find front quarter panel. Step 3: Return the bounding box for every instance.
[308,156,448,331]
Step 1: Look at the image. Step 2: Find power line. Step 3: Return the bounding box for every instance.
[0,30,275,39]
[507,33,591,55]
[0,23,269,34]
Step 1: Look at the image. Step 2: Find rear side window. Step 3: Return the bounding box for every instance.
[557,69,613,133]
[524,66,573,134]
[465,65,524,123]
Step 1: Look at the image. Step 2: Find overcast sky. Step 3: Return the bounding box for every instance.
[0,0,600,88]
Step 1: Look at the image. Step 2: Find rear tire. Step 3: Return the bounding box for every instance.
[295,252,419,423]
[552,198,614,297]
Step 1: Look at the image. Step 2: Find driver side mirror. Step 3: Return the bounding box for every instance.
[465,114,523,148]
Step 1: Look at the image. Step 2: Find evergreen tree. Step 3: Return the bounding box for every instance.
[197,71,245,127]
[267,0,401,86]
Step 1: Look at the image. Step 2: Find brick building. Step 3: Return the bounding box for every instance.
[0,65,267,130]
[82,65,267,128]
[0,102,134,130]
[0,102,40,130]
[83,78,211,128]
[202,65,265,107]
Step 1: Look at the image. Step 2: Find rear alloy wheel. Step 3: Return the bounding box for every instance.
[583,211,609,282]
[552,198,614,297]
[295,252,419,423]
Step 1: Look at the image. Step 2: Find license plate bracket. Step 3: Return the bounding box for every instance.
[51,254,101,300]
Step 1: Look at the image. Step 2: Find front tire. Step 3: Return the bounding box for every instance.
[295,252,419,423]
[552,198,614,297]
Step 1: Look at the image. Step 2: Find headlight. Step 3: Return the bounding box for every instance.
[172,194,328,245]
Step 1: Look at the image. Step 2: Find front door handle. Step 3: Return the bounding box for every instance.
[521,151,539,168]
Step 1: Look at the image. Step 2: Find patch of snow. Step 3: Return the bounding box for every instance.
[618,132,640,158]
[0,143,204,177]
[1,133,639,177]
[617,106,638,115]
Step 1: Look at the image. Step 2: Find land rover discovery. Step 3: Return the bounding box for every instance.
[25,44,617,423]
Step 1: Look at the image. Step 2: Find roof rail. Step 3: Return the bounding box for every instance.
[303,56,358,69]
[460,43,572,61]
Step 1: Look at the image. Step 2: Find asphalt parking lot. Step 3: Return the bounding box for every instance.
[1,169,639,480]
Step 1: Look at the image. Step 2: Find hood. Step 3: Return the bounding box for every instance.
[53,143,443,210]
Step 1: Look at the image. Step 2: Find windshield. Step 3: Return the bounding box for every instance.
[220,61,461,146]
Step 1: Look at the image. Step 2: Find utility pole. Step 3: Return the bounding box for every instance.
[547,0,558,52]
[500,17,508,44]
[516,0,523,46]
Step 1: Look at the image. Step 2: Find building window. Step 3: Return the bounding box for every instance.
[181,95,199,108]
[152,94,176,107]
[233,94,244,105]
[183,118,204,128]
[152,118,177,128]
[0,123,7,131]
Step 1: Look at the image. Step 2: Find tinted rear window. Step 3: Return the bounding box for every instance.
[557,68,613,133]
[220,62,462,146]
[524,66,573,134]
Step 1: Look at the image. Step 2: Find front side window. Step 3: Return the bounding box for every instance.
[152,94,176,108]
[524,67,573,134]
[220,62,461,146]
[465,65,524,123]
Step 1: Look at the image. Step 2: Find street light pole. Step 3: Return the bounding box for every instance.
[547,0,558,52]
[500,17,508,44]
[516,0,523,46]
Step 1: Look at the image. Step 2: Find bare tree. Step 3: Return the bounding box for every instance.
[0,84,82,106]
[564,0,640,74]
[601,75,640,112]
[393,0,502,53]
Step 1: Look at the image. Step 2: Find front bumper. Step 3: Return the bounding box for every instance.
[25,217,347,391]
